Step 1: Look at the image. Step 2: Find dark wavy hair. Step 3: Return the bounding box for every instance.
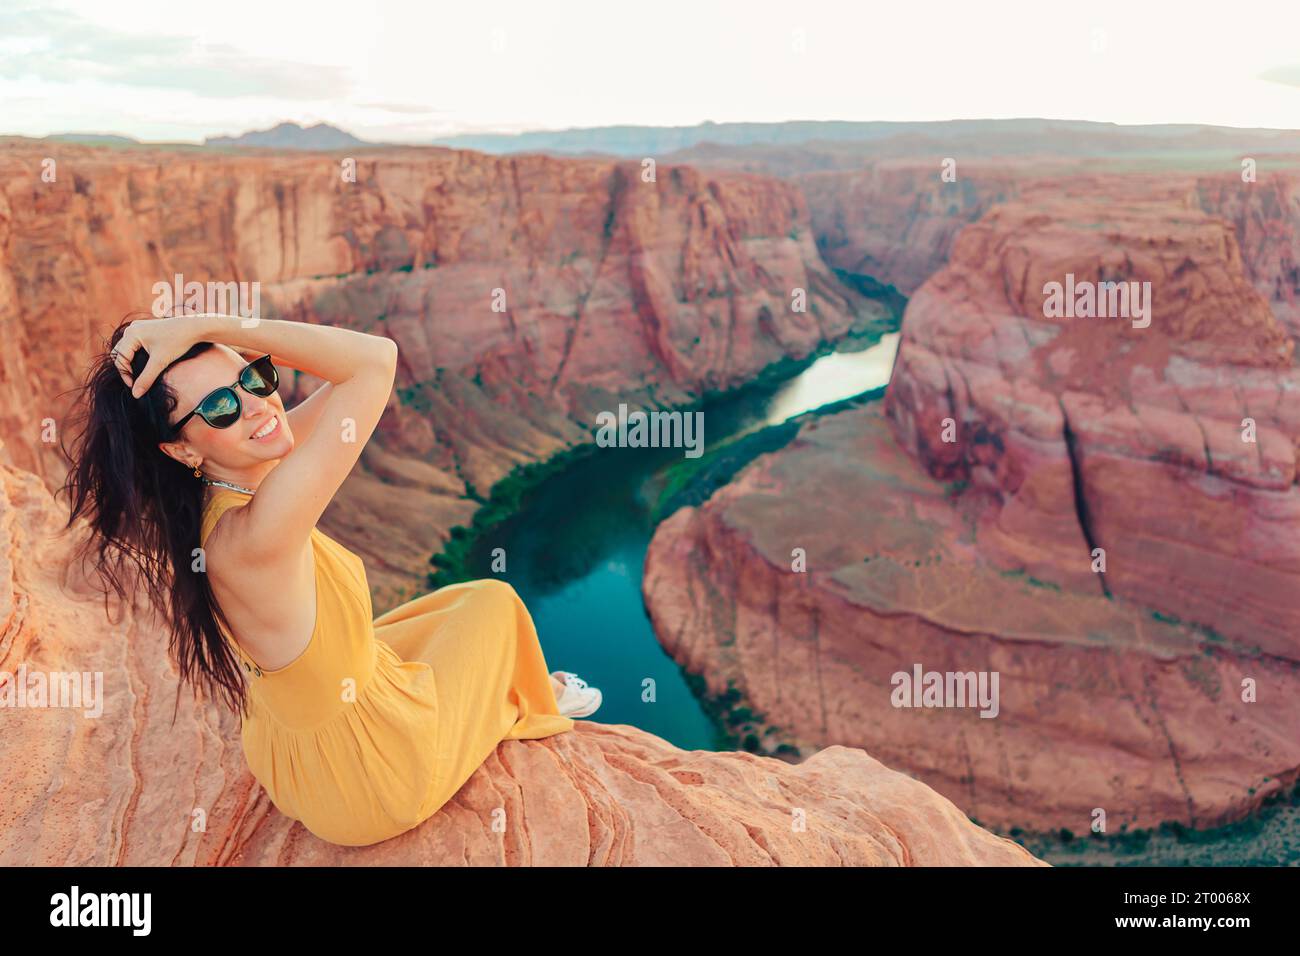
[56,313,250,721]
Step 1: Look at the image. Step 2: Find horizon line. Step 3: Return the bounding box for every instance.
[9,115,1300,147]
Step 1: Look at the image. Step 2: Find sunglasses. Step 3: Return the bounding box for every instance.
[169,354,279,437]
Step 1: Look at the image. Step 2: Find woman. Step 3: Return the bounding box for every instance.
[59,311,602,847]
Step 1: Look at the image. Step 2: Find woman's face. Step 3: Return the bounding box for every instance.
[156,345,294,475]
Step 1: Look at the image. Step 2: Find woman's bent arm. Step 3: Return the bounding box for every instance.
[200,314,398,558]
[283,380,334,447]
[200,315,395,386]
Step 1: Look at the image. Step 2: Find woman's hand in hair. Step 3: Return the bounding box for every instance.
[113,315,206,397]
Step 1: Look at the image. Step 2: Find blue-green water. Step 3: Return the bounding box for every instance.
[459,334,900,750]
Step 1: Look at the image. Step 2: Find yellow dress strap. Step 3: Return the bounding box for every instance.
[200,486,253,544]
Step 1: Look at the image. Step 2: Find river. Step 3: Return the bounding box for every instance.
[455,333,901,750]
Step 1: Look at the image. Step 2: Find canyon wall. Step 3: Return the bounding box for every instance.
[0,140,884,607]
[644,174,1300,832]
[1196,172,1300,338]
[799,163,1022,295]
[796,161,1300,340]
[886,192,1297,651]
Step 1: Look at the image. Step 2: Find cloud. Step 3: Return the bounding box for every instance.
[0,4,352,99]
[1259,64,1300,89]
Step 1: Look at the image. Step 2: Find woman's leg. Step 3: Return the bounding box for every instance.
[390,579,578,816]
[376,579,575,813]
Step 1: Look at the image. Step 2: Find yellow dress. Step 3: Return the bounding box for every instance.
[200,486,575,846]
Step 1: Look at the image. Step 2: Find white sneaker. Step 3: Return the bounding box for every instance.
[552,671,602,719]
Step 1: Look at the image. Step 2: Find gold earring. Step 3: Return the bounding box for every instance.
[193,465,202,478]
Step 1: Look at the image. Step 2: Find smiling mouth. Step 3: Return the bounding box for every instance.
[250,415,280,440]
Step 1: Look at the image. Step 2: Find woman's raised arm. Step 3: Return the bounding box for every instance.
[199,315,397,555]
[115,312,397,556]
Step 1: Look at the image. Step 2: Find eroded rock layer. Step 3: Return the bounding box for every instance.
[645,181,1300,833]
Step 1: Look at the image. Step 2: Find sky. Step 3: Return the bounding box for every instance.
[4,0,1300,142]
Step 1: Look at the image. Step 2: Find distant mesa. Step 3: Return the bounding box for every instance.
[44,133,142,146]
[29,118,1300,160]
[204,121,369,151]
[430,117,1300,158]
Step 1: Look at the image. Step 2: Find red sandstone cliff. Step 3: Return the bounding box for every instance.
[644,176,1300,833]
[886,193,1296,651]
[799,162,1022,295]
[1196,172,1300,338]
[0,140,885,608]
[791,160,1300,345]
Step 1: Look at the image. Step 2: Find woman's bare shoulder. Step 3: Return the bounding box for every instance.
[203,498,313,581]
[202,502,318,668]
